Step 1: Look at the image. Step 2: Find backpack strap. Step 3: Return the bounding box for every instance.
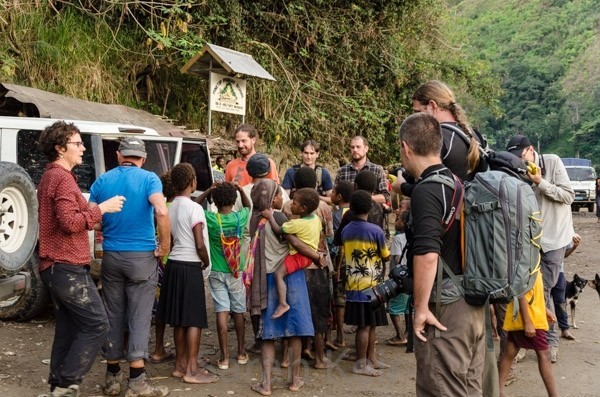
[420,172,464,232]
[292,164,324,193]
[421,171,466,338]
[442,123,491,162]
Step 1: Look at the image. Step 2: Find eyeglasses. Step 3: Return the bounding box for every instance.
[67,141,85,147]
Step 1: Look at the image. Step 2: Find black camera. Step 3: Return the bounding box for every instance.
[362,265,413,309]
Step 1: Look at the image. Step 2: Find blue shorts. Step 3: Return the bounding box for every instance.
[208,271,246,313]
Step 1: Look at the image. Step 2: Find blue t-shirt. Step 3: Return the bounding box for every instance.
[281,165,333,195]
[89,166,163,251]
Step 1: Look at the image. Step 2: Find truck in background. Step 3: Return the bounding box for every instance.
[561,158,597,212]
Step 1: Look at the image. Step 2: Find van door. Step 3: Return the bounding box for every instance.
[180,138,213,195]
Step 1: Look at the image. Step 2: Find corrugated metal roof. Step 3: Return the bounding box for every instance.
[0,83,192,137]
[181,43,276,81]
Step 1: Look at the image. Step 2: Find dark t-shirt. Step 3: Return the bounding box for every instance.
[409,164,462,276]
[440,123,470,181]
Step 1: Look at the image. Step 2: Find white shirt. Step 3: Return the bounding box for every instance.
[168,196,211,277]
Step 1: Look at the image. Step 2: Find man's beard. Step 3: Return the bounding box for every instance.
[352,153,365,162]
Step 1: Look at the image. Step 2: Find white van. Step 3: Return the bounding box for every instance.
[0,116,213,321]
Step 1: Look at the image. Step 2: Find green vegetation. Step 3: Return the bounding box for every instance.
[453,0,600,164]
[0,1,500,165]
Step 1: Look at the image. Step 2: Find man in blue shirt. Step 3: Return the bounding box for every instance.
[89,137,170,397]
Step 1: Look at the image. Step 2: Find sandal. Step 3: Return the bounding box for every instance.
[217,359,229,370]
[237,353,249,365]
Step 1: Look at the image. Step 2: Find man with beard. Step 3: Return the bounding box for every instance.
[334,136,389,204]
[225,124,279,187]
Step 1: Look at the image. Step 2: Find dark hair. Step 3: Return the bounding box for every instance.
[212,182,238,208]
[294,187,320,215]
[293,166,317,189]
[354,170,377,193]
[38,121,81,162]
[350,190,373,215]
[333,180,354,202]
[301,139,320,153]
[160,172,176,201]
[399,113,442,157]
[170,163,196,193]
[234,123,258,139]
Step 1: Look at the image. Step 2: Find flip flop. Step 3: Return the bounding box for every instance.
[237,353,249,365]
[217,359,229,370]
[149,351,175,364]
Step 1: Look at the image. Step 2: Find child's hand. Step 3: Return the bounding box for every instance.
[524,322,536,338]
[315,250,327,268]
[261,209,272,219]
[546,308,557,324]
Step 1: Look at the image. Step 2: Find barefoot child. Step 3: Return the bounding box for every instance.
[196,181,251,370]
[341,190,390,377]
[386,198,410,347]
[330,180,353,348]
[155,163,218,384]
[261,187,322,319]
[498,269,558,397]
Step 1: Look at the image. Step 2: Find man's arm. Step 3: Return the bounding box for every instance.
[149,192,171,257]
[533,155,575,205]
[564,233,581,258]
[374,166,391,204]
[412,252,447,342]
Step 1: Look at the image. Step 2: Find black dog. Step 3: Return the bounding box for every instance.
[566,274,588,329]
[588,273,600,300]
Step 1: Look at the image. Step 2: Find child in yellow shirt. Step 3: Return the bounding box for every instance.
[498,271,558,397]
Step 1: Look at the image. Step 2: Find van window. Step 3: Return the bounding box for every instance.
[102,138,178,176]
[181,141,213,192]
[17,130,96,191]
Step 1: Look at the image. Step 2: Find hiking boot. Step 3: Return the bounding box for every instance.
[51,385,80,397]
[125,372,169,397]
[549,346,558,363]
[102,371,123,396]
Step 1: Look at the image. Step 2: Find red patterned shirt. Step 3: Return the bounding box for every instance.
[37,163,102,272]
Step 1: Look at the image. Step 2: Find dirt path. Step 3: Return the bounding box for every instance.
[1,212,599,397]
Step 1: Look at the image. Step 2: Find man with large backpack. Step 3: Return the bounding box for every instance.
[507,134,575,363]
[397,113,485,397]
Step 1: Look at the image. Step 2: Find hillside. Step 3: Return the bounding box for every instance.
[0,1,501,166]
[453,0,600,164]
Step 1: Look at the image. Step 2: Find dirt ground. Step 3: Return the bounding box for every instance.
[1,212,599,397]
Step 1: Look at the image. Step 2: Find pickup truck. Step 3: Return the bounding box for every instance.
[0,116,212,321]
[561,157,597,212]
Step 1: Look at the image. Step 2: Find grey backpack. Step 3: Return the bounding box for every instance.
[426,169,543,314]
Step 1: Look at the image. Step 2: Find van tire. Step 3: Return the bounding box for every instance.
[588,203,594,212]
[0,162,38,277]
[0,250,50,321]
